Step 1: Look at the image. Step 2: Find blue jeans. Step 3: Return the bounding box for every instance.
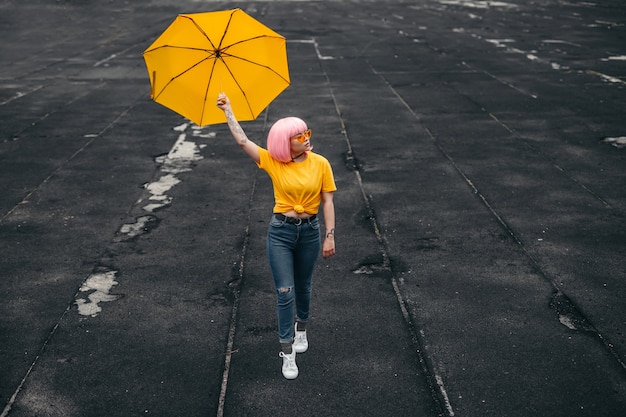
[267,214,321,344]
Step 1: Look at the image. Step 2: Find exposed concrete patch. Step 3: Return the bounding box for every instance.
[352,254,388,275]
[75,269,122,318]
[549,291,594,332]
[141,123,207,212]
[116,215,159,241]
[142,174,180,212]
[157,124,207,174]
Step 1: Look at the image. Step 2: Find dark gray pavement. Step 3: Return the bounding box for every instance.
[1,1,625,416]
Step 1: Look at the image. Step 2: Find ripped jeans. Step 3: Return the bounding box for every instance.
[267,214,321,344]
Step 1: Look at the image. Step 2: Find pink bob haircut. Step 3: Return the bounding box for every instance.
[267,117,308,163]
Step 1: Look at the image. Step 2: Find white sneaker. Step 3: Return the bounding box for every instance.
[294,327,308,353]
[279,350,298,379]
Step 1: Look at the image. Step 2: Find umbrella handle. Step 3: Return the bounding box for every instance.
[151,71,156,99]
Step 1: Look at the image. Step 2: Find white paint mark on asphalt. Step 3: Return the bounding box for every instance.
[75,270,121,317]
[602,55,626,61]
[142,174,179,212]
[586,70,625,85]
[160,123,207,172]
[593,19,623,28]
[482,37,573,74]
[0,85,44,106]
[485,38,515,47]
[601,136,626,149]
[94,53,117,67]
[292,38,335,60]
[142,203,162,214]
[558,315,577,330]
[140,123,208,212]
[192,126,217,138]
[93,44,137,67]
[453,17,625,95]
[119,215,157,238]
[159,133,205,174]
[145,174,181,197]
[484,38,528,56]
[173,122,187,132]
[439,0,517,9]
[541,39,582,47]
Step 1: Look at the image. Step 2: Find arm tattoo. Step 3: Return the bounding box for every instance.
[226,109,248,144]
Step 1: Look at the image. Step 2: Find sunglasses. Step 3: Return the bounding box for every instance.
[291,129,312,143]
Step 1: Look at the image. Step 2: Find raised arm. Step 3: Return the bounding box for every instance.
[321,191,336,258]
[216,93,260,163]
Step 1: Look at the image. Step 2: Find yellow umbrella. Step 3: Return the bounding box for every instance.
[143,8,290,126]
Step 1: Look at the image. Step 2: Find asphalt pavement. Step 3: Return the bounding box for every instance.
[1,1,625,416]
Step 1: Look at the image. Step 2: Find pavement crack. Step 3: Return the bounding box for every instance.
[343,149,360,171]
[318,55,453,416]
[369,59,626,378]
[549,290,595,332]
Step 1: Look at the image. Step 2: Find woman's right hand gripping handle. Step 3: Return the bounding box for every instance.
[216,93,260,163]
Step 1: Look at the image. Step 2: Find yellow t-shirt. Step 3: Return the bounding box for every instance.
[257,148,337,215]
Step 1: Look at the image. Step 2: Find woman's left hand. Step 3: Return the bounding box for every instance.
[322,236,335,258]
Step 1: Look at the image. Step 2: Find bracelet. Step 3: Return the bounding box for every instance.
[326,228,335,238]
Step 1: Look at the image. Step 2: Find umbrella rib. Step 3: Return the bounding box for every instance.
[181,15,219,52]
[221,34,275,50]
[199,57,220,126]
[217,57,256,119]
[220,34,286,57]
[220,51,290,84]
[216,9,238,51]
[146,44,221,58]
[153,56,216,100]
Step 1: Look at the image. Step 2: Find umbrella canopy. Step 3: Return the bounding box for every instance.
[143,9,290,126]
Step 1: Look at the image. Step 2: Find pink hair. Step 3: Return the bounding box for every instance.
[267,117,308,163]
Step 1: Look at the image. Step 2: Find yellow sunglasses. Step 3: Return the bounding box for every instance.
[291,129,312,143]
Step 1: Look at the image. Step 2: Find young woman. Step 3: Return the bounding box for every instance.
[217,93,337,379]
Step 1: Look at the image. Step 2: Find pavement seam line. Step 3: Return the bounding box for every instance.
[313,40,454,416]
[0,101,142,416]
[460,62,617,213]
[0,85,44,106]
[217,110,269,416]
[216,181,253,417]
[0,87,127,224]
[485,111,616,211]
[371,63,626,375]
[0,306,70,417]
